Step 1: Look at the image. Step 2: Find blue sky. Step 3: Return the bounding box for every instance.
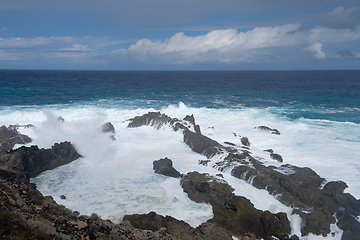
[1,0,360,70]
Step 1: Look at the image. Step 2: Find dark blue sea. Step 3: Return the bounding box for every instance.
[1,70,359,123]
[1,70,359,239]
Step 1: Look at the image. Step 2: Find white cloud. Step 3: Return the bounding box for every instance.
[306,42,326,59]
[113,23,360,64]
[60,44,93,52]
[112,24,309,64]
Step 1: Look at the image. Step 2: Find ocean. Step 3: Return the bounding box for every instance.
[1,70,359,239]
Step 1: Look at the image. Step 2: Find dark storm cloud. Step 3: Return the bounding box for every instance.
[337,50,355,57]
[321,6,360,30]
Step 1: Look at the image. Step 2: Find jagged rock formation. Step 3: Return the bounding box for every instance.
[257,126,281,135]
[180,171,292,239]
[127,112,360,239]
[0,177,183,240]
[0,133,183,239]
[153,157,181,178]
[124,211,233,240]
[0,125,32,152]
[0,141,81,179]
[264,149,283,162]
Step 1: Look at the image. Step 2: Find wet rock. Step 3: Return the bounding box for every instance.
[257,126,280,135]
[180,171,291,239]
[183,114,201,134]
[322,181,348,196]
[60,195,66,200]
[0,125,32,152]
[101,122,115,133]
[264,149,283,162]
[127,112,360,238]
[127,112,223,158]
[0,141,81,178]
[101,122,116,140]
[153,157,181,178]
[124,211,233,240]
[183,128,222,158]
[240,137,250,147]
[127,112,173,129]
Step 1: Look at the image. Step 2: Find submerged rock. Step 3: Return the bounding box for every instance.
[101,122,116,140]
[57,116,65,122]
[153,157,181,178]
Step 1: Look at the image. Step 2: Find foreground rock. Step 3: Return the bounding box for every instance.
[0,177,182,240]
[153,157,181,178]
[0,141,81,179]
[124,211,233,240]
[0,125,32,152]
[0,138,183,239]
[127,112,360,239]
[181,171,292,239]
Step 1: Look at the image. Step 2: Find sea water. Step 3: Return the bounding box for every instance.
[1,70,359,239]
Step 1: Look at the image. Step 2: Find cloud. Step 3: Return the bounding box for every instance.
[112,24,308,64]
[321,6,360,30]
[60,44,93,52]
[0,27,8,34]
[306,42,326,59]
[337,50,355,57]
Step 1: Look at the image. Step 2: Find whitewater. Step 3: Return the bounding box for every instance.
[1,70,360,239]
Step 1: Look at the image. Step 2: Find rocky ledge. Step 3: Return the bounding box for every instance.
[126,112,360,240]
[2,112,360,240]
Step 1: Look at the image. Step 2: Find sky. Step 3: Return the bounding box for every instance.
[1,0,360,70]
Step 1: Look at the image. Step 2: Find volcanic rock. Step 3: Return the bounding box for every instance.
[127,112,360,238]
[257,126,280,135]
[153,157,181,178]
[124,211,233,240]
[180,171,291,239]
[0,141,81,179]
[264,149,283,162]
[101,122,116,140]
[101,122,115,133]
[240,136,250,146]
[0,125,32,152]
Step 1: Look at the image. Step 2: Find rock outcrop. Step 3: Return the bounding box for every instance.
[0,125,32,152]
[153,157,181,178]
[101,122,116,140]
[180,171,292,239]
[127,112,360,239]
[257,126,280,135]
[0,177,183,240]
[0,133,181,239]
[124,211,233,240]
[264,149,283,162]
[0,141,81,179]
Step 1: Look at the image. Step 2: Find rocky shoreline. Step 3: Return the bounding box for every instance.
[1,112,360,239]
